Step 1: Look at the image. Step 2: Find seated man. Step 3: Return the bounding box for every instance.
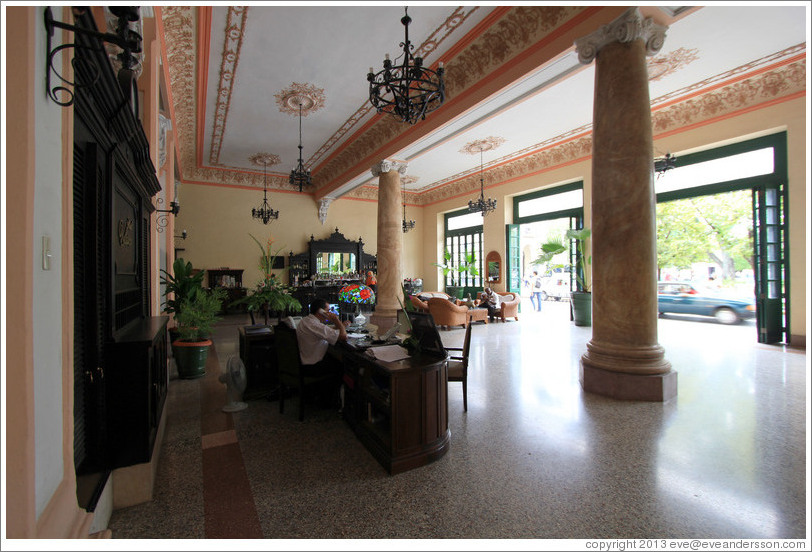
[296,298,349,374]
[482,287,501,321]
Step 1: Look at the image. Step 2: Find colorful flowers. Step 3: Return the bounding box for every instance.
[339,283,376,305]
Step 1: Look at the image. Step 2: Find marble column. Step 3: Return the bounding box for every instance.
[575,8,676,401]
[369,160,407,333]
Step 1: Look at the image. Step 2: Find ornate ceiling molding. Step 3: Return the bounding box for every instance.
[647,47,699,82]
[275,82,326,116]
[209,6,248,167]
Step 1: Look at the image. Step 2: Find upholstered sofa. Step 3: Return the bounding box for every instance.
[426,297,470,329]
[478,291,521,322]
[409,291,454,312]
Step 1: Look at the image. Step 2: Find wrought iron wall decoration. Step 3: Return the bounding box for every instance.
[44,6,143,108]
[155,196,179,233]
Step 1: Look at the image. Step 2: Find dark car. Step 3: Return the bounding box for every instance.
[657,281,756,324]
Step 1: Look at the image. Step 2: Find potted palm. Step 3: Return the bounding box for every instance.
[172,287,226,379]
[433,249,479,299]
[533,228,592,326]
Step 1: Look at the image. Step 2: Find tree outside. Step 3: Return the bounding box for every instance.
[657,189,753,296]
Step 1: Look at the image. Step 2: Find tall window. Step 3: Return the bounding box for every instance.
[443,209,483,288]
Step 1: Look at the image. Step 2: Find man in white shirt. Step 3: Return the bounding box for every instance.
[482,287,501,321]
[296,298,349,369]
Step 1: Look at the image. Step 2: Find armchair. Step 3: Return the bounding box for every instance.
[427,297,470,329]
[477,291,520,322]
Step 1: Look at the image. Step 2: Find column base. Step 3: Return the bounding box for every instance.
[580,361,678,402]
[370,312,398,334]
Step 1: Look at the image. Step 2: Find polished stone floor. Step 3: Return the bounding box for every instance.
[107,300,808,546]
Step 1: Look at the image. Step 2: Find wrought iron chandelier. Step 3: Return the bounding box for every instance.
[289,100,312,192]
[654,152,677,176]
[468,145,497,216]
[251,156,279,224]
[402,180,415,233]
[367,7,445,125]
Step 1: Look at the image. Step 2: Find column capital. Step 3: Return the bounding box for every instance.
[370,159,408,178]
[574,7,667,65]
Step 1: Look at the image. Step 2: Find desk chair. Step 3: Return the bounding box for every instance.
[273,323,335,421]
[444,322,472,411]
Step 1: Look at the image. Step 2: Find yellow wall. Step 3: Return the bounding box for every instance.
[177,184,426,289]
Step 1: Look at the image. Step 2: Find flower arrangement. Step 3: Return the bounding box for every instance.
[338,283,376,305]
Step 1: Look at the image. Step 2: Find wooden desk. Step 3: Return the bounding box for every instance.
[337,345,450,474]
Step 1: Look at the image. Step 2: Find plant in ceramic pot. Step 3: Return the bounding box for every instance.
[433,249,479,299]
[160,257,206,346]
[533,228,592,326]
[172,288,226,379]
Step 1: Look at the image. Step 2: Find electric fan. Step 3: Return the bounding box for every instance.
[219,356,248,412]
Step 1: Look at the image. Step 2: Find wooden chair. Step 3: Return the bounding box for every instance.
[273,323,336,421]
[444,322,472,411]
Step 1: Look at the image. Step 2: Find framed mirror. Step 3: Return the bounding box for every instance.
[486,251,501,284]
[315,251,357,274]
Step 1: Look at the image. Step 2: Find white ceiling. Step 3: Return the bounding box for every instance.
[183,4,807,198]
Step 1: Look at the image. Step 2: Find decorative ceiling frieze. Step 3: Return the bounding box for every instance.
[209,6,248,167]
[647,47,699,81]
[160,7,805,206]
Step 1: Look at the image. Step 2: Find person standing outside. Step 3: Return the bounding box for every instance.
[530,270,543,312]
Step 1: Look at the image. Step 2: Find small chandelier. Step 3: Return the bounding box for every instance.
[367,7,445,125]
[654,152,677,176]
[402,180,415,233]
[250,154,280,224]
[289,100,312,193]
[468,145,497,216]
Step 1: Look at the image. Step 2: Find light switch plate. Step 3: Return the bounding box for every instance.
[42,236,52,270]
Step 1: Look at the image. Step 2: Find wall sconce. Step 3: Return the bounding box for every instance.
[175,230,188,240]
[44,6,143,107]
[155,198,179,233]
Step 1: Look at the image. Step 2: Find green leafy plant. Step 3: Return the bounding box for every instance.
[532,228,592,292]
[160,258,205,315]
[174,288,226,342]
[433,249,479,287]
[231,233,302,315]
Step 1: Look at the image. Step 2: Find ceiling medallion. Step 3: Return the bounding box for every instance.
[247,152,280,169]
[274,82,326,116]
[459,136,506,156]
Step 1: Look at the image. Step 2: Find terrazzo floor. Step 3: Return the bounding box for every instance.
[107,300,809,547]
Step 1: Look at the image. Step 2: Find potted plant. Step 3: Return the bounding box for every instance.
[433,249,479,299]
[533,228,592,326]
[160,257,206,353]
[231,233,302,324]
[172,287,226,379]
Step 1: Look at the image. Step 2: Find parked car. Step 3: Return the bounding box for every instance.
[539,276,571,302]
[657,281,756,324]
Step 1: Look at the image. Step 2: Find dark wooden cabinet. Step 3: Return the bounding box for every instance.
[208,268,247,313]
[341,348,450,474]
[106,316,169,468]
